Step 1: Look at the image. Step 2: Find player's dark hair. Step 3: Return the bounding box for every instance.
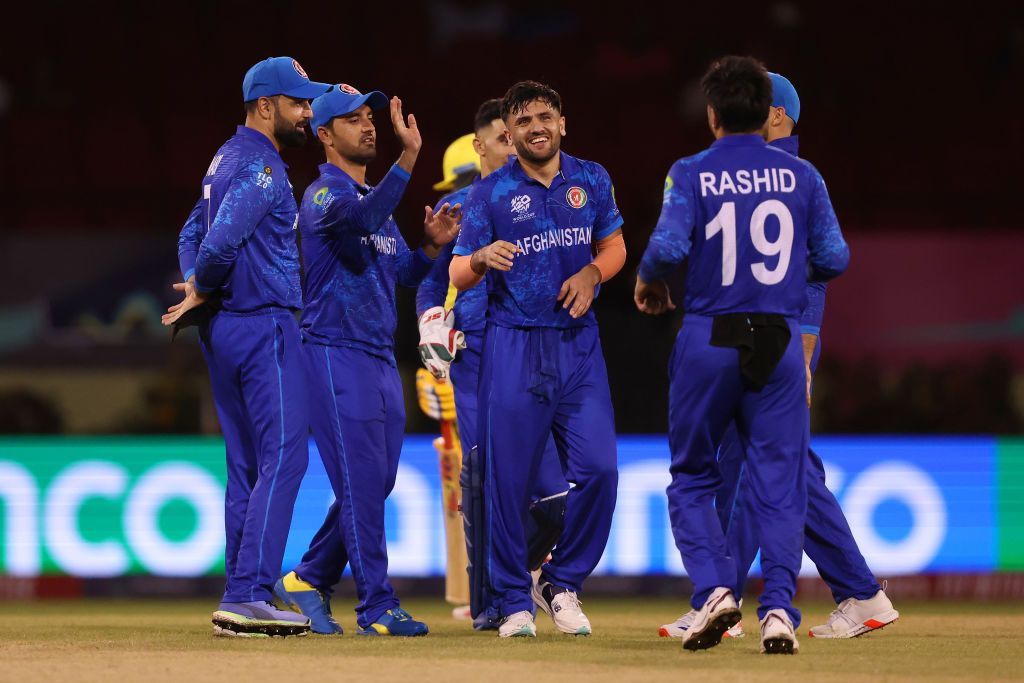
[701,56,772,134]
[474,98,503,132]
[500,81,562,121]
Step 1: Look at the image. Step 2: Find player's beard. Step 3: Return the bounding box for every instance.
[515,131,560,165]
[343,139,377,166]
[274,117,308,148]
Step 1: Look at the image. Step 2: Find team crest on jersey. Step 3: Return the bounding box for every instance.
[566,186,587,209]
[511,195,531,214]
[338,83,361,95]
[292,60,308,79]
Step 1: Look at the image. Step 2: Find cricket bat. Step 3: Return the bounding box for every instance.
[435,412,469,605]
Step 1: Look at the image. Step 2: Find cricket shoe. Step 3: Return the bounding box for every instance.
[273,571,342,635]
[357,608,429,636]
[498,610,537,638]
[760,609,799,654]
[532,579,592,635]
[680,587,741,651]
[212,601,310,638]
[661,609,745,639]
[808,589,899,639]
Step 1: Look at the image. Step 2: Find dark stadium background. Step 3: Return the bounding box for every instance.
[0,0,1021,437]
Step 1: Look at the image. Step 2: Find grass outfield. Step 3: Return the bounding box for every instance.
[1,598,1021,682]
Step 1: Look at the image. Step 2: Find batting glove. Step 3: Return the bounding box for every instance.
[416,368,456,422]
[417,306,466,380]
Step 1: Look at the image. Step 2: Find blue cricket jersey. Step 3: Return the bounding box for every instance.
[415,183,488,332]
[453,152,623,329]
[639,134,848,319]
[299,162,434,362]
[769,135,828,335]
[177,126,302,312]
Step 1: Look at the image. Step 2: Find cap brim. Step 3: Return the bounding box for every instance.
[283,80,332,100]
[433,178,455,192]
[362,91,389,110]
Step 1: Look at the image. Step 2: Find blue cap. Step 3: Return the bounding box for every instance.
[310,84,389,131]
[768,72,800,124]
[242,57,331,102]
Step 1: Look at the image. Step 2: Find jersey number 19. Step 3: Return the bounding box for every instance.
[705,200,793,286]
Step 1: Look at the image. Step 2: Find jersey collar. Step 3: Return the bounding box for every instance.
[768,135,800,156]
[319,162,369,191]
[236,125,284,161]
[710,133,768,149]
[509,150,578,188]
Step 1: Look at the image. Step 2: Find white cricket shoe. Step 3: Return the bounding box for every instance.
[809,589,899,638]
[498,610,537,638]
[532,580,592,635]
[661,609,745,638]
[759,608,799,654]
[659,609,696,638]
[680,587,741,651]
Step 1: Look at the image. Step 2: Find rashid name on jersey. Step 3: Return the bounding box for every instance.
[639,134,849,318]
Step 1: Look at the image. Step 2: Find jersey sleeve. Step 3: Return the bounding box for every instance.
[314,164,410,237]
[177,196,204,280]
[592,163,624,240]
[452,182,493,256]
[638,160,696,282]
[800,281,827,335]
[806,170,850,281]
[193,158,278,293]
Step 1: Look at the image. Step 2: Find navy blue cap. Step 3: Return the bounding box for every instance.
[311,84,389,130]
[242,57,331,102]
[768,72,800,124]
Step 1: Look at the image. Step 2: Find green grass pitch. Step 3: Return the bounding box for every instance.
[1,598,1021,682]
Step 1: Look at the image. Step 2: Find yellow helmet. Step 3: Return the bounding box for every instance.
[433,133,480,192]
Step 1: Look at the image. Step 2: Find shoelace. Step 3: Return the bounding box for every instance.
[389,608,412,621]
[826,598,858,629]
[555,591,583,611]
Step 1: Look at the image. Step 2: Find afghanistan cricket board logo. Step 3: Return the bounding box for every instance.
[292,60,309,79]
[566,186,587,209]
[338,83,361,95]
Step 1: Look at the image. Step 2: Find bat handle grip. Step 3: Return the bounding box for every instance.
[440,419,454,450]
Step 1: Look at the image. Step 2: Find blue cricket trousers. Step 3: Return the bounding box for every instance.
[454,331,567,498]
[667,313,807,627]
[479,323,617,617]
[717,337,880,604]
[294,344,403,628]
[199,308,309,604]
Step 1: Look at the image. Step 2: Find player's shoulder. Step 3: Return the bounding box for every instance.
[439,184,473,208]
[668,147,714,178]
[565,152,614,188]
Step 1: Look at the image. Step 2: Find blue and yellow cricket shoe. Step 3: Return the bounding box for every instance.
[273,571,343,635]
[357,607,429,637]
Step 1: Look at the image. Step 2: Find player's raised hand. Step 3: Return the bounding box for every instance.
[470,240,521,274]
[162,281,208,326]
[422,202,462,256]
[634,276,675,315]
[558,264,602,319]
[391,96,421,159]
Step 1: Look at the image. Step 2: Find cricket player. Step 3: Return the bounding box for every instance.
[416,99,570,630]
[164,56,330,637]
[635,56,850,654]
[271,84,460,636]
[661,72,897,641]
[450,81,627,637]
